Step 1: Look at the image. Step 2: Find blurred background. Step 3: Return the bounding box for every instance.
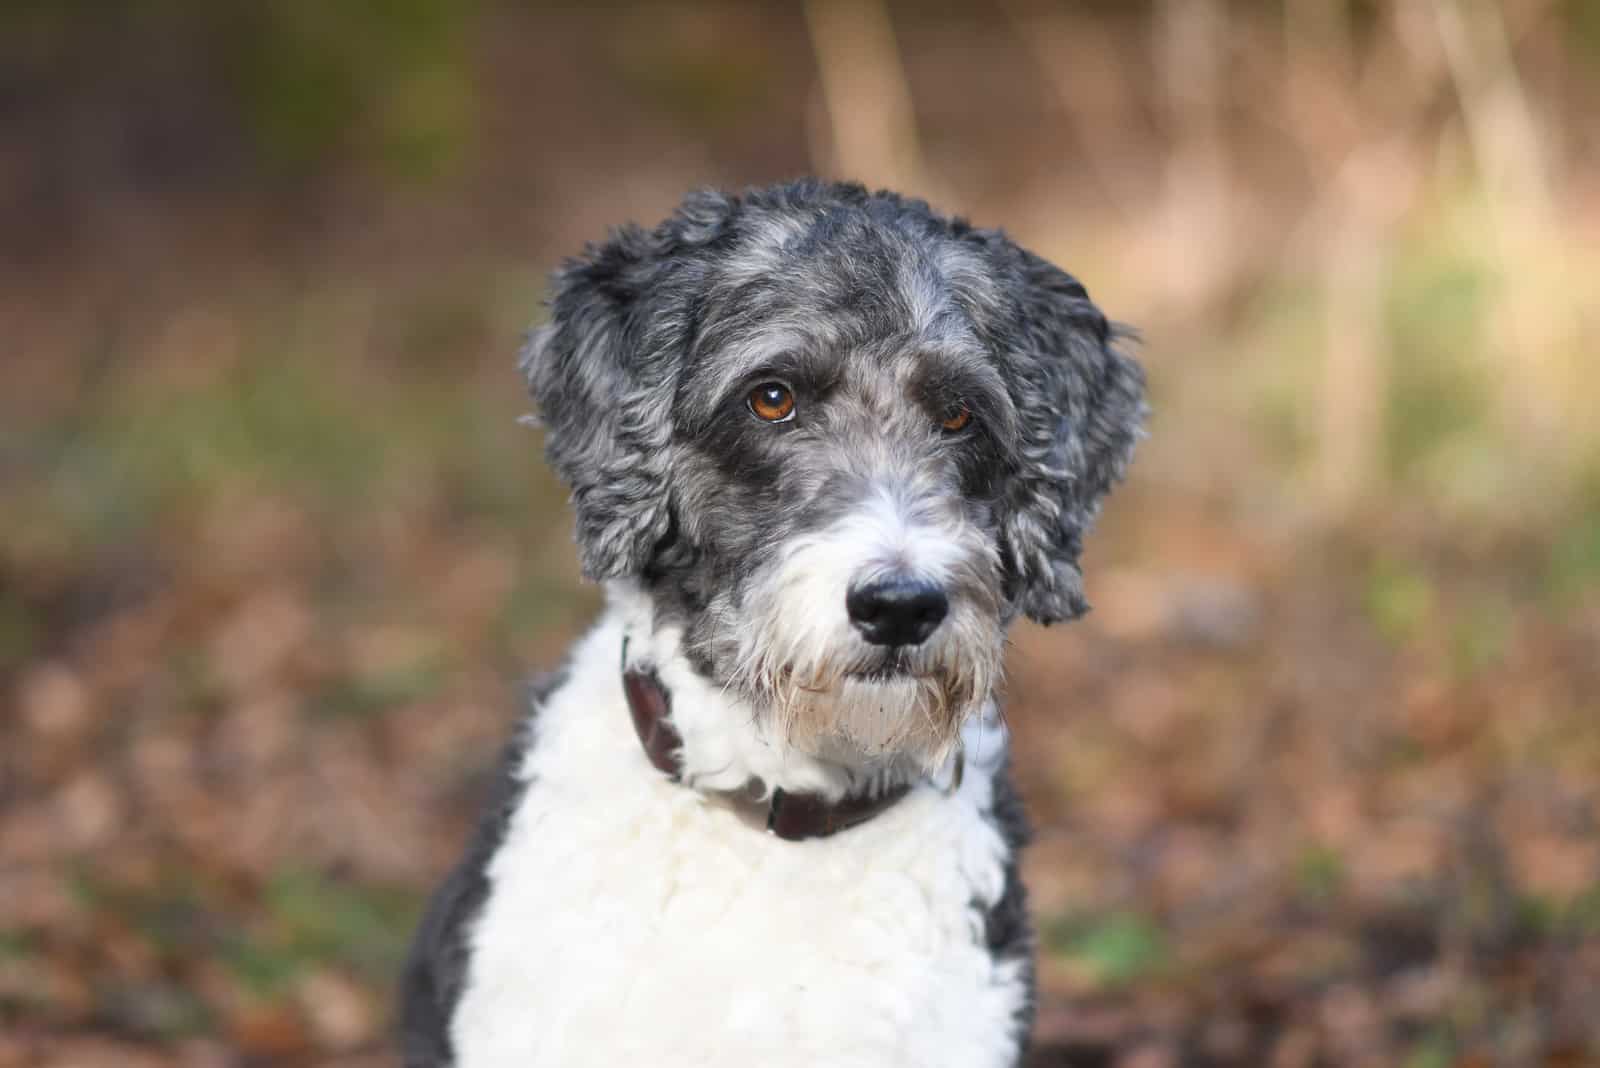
[2,2,1598,1065]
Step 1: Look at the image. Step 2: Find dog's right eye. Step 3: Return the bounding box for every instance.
[748,383,796,423]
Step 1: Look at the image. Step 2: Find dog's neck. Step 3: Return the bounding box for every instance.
[607,581,974,803]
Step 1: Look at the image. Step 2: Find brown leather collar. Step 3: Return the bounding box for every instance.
[620,643,913,841]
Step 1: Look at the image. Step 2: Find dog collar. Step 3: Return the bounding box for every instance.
[620,641,916,841]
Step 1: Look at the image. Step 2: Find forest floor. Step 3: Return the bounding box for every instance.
[4,296,1598,1068]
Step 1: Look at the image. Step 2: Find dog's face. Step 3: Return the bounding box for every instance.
[526,182,1144,767]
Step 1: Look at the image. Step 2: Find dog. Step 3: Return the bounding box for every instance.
[400,179,1145,1068]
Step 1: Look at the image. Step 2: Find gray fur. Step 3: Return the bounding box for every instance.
[982,761,1037,1052]
[525,180,1145,715]
[410,179,1144,1064]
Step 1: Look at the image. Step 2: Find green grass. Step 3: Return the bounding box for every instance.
[1448,595,1513,677]
[1401,1030,1456,1068]
[1382,254,1494,485]
[31,355,384,549]
[1043,910,1170,988]
[7,290,564,568]
[259,867,422,984]
[1517,884,1600,940]
[66,860,422,1001]
[1295,843,1348,904]
[1364,556,1435,647]
[310,654,451,720]
[0,929,36,961]
[0,588,36,675]
[1546,485,1600,603]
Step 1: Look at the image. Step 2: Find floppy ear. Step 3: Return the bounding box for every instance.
[522,190,735,579]
[994,246,1146,624]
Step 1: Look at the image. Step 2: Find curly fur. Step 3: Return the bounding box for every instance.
[524,179,1145,624]
[404,179,1145,1068]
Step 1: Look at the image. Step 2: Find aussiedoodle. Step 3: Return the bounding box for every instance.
[400,178,1145,1068]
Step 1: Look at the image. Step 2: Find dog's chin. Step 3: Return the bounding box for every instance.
[760,663,984,771]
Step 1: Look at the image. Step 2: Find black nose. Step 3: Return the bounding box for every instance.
[846,577,949,647]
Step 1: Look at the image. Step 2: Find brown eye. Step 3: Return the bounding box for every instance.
[940,402,973,433]
[748,382,796,423]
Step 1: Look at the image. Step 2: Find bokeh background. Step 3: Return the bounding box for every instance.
[3,2,1598,1065]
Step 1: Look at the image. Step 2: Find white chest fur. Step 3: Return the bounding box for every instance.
[451,613,1027,1068]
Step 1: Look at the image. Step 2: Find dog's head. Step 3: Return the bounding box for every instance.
[525,181,1144,767]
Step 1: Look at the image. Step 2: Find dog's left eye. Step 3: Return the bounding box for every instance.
[748,382,796,423]
[940,402,973,433]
